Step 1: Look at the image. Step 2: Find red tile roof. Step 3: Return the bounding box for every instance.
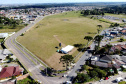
[0,66,23,79]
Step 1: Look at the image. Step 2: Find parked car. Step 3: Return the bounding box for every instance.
[99,79,103,82]
[115,77,123,82]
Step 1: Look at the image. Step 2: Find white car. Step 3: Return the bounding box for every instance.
[66,81,72,84]
[115,77,123,82]
[63,74,67,77]
[99,79,103,82]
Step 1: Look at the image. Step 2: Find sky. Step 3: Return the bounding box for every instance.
[0,0,126,4]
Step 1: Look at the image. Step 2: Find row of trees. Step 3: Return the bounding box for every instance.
[81,9,105,16]
[74,65,107,83]
[84,35,103,47]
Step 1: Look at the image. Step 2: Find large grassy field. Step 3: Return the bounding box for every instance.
[17,11,110,70]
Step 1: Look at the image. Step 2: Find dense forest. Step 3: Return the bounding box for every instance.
[81,4,126,16]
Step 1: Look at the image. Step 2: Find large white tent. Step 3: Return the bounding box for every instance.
[60,45,74,54]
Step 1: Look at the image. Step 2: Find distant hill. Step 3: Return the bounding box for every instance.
[1,2,126,10]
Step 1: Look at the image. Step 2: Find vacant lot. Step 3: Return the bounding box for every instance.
[17,11,109,70]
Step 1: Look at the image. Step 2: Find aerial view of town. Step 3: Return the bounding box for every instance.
[1,0,126,84]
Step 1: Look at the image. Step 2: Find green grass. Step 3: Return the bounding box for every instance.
[99,19,114,24]
[0,24,25,33]
[119,81,126,84]
[17,11,110,69]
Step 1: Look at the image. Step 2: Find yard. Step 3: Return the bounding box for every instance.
[17,11,110,70]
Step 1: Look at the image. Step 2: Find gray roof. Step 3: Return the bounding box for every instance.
[91,61,108,68]
[100,55,112,61]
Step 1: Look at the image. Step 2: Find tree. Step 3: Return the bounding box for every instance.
[89,71,98,78]
[112,67,118,74]
[81,65,87,71]
[97,28,100,34]
[97,25,102,29]
[84,36,93,45]
[60,55,73,70]
[94,68,106,78]
[94,35,104,48]
[76,73,90,83]
[45,67,53,76]
[105,44,112,54]
[98,47,107,54]
[119,37,124,42]
[98,70,106,78]
[12,76,16,79]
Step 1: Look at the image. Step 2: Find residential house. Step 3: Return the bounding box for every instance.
[99,55,113,63]
[0,66,23,80]
[91,55,124,69]
[111,44,126,53]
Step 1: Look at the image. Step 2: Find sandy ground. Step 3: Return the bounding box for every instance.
[46,35,77,70]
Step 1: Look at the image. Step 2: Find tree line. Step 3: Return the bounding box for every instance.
[81,9,105,16]
[102,4,126,14]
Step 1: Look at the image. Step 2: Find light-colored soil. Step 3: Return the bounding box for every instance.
[46,35,77,70]
[46,48,77,70]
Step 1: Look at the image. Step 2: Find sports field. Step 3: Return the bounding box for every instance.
[17,11,110,70]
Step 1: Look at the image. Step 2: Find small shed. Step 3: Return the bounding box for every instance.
[60,45,74,54]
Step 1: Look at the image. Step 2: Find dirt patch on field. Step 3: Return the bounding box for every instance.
[53,35,66,47]
[46,48,77,70]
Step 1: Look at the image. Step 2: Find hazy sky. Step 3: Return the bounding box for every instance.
[0,0,126,4]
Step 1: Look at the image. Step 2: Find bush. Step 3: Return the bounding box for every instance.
[20,33,24,36]
[12,76,16,79]
[76,73,90,83]
[119,37,124,42]
[4,65,8,67]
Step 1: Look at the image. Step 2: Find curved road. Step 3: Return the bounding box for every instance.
[5,16,64,84]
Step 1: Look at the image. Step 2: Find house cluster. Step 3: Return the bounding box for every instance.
[0,6,100,23]
[90,26,126,71]
[102,26,126,42]
[91,55,125,70]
